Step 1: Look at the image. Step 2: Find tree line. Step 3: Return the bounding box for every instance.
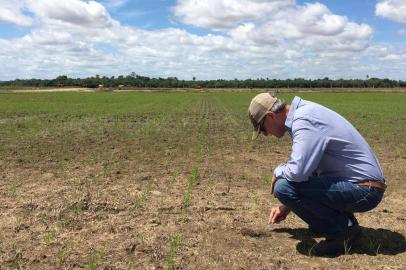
[1,73,406,89]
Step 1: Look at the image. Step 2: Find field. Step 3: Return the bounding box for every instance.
[0,91,405,269]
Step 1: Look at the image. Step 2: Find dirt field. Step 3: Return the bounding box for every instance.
[0,92,405,269]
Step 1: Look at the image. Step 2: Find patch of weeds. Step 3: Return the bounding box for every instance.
[57,242,73,265]
[307,243,317,257]
[73,202,84,216]
[138,233,146,245]
[10,242,23,270]
[159,196,165,209]
[134,182,153,208]
[45,228,58,244]
[13,217,26,233]
[343,239,352,255]
[90,174,101,186]
[262,175,271,187]
[138,152,146,162]
[181,190,191,210]
[367,238,381,255]
[170,170,178,184]
[102,161,111,177]
[166,233,181,270]
[189,166,199,186]
[84,250,104,270]
[181,165,200,209]
[253,191,260,208]
[8,183,19,197]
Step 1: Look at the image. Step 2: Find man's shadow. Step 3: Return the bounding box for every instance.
[273,227,406,257]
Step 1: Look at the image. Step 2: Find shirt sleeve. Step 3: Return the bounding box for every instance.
[274,118,328,182]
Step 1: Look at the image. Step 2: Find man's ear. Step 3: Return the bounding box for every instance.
[266,111,276,119]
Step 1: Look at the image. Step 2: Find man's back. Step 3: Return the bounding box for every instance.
[276,96,384,182]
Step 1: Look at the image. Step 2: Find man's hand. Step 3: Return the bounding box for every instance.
[268,205,291,225]
[270,175,277,195]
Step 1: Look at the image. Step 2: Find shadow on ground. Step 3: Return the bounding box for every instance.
[273,227,406,257]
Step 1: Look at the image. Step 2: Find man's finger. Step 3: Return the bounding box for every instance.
[268,210,275,224]
[269,208,277,224]
[271,210,279,224]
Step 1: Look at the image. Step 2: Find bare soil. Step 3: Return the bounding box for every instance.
[0,141,405,270]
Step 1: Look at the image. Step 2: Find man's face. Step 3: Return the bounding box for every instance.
[261,111,286,138]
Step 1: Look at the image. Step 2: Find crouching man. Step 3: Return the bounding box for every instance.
[248,93,386,256]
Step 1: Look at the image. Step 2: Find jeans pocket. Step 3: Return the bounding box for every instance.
[352,188,384,212]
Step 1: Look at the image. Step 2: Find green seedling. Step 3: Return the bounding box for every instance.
[84,250,104,270]
[262,175,271,187]
[343,239,352,255]
[134,182,153,207]
[45,228,58,244]
[57,242,73,265]
[166,233,181,270]
[368,238,381,255]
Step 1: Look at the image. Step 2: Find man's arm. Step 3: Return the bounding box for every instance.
[274,118,328,182]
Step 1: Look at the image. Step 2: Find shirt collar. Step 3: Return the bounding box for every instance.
[285,96,301,131]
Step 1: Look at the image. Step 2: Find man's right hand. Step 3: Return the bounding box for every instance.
[268,205,291,225]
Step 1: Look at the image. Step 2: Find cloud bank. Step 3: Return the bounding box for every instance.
[0,0,404,80]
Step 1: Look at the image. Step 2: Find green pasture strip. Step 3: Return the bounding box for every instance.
[0,92,405,167]
[0,92,200,165]
[214,92,406,147]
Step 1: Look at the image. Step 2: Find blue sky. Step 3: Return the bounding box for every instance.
[0,0,406,80]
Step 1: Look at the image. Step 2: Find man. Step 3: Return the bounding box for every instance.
[248,93,386,256]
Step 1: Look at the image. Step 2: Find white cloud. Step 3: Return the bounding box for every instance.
[25,0,114,28]
[376,0,406,23]
[0,0,32,26]
[174,1,372,53]
[173,0,294,30]
[367,44,406,62]
[0,0,405,81]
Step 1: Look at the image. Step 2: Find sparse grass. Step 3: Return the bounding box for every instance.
[45,228,58,244]
[307,243,317,257]
[344,239,352,255]
[84,250,104,270]
[8,183,19,197]
[253,191,260,208]
[134,182,153,208]
[166,233,181,270]
[57,242,73,265]
[262,175,271,187]
[181,166,199,209]
[367,237,382,255]
[10,242,23,270]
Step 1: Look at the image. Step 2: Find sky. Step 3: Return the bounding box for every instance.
[0,0,406,81]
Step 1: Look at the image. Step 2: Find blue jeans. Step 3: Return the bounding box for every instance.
[273,176,385,239]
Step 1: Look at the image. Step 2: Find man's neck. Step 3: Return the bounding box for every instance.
[284,104,291,119]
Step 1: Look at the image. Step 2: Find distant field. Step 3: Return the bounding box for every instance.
[0,92,405,269]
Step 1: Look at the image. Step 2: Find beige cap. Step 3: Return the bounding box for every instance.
[248,93,278,140]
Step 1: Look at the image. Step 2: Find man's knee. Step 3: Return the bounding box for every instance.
[274,178,296,201]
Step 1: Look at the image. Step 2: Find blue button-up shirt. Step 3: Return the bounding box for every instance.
[274,96,384,183]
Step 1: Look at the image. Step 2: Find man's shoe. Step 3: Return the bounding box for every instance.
[312,224,362,256]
